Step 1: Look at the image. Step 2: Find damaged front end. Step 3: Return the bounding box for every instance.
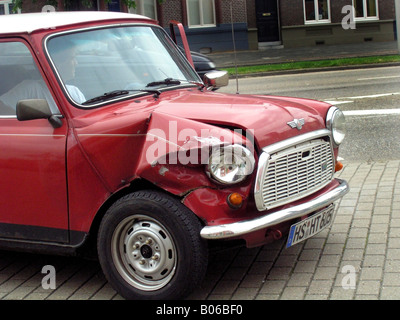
[136,107,349,249]
[136,110,257,211]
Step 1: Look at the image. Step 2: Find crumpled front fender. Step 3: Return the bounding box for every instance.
[136,111,254,196]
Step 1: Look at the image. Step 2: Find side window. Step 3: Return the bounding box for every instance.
[0,41,58,116]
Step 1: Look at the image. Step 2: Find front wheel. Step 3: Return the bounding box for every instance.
[97,190,208,300]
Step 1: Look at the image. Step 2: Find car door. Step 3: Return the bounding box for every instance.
[0,39,69,243]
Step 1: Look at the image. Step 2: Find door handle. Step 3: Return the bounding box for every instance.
[262,12,271,16]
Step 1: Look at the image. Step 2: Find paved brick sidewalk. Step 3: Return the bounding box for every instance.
[0,160,398,300]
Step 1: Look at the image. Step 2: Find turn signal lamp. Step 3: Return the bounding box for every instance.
[335,161,344,172]
[227,192,243,209]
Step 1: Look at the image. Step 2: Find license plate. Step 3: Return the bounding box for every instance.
[286,205,335,248]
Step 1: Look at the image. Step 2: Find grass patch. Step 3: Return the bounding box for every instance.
[222,55,400,75]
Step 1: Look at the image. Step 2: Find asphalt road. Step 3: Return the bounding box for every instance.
[219,66,400,162]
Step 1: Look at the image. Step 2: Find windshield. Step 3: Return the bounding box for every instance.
[46,25,201,107]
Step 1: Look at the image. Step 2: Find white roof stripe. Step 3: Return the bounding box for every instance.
[0,11,152,34]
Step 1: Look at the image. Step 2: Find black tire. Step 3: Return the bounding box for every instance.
[97,190,208,300]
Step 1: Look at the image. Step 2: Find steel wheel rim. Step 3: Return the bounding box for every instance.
[111,214,177,291]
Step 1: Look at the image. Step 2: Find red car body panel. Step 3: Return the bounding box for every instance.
[63,89,332,236]
[0,118,68,231]
[0,12,347,252]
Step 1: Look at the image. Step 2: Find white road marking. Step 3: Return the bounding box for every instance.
[358,76,400,81]
[324,100,353,105]
[325,92,400,103]
[343,109,400,116]
[345,92,400,99]
[325,92,400,116]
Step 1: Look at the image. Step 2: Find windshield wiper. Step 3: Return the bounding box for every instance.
[82,89,161,105]
[146,78,181,87]
[82,90,130,105]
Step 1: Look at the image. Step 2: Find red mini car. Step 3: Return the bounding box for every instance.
[0,11,348,300]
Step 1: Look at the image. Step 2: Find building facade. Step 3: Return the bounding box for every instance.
[1,0,396,52]
[148,0,251,52]
[278,0,395,48]
[132,0,396,51]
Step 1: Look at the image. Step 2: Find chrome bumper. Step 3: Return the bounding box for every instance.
[200,179,349,240]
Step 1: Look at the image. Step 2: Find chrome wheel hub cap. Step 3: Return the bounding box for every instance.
[112,215,177,291]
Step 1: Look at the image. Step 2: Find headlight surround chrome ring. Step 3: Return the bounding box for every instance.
[327,106,346,146]
[206,144,255,185]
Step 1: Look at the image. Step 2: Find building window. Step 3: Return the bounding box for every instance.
[186,0,216,28]
[0,0,21,15]
[129,0,157,20]
[353,0,378,20]
[304,0,330,23]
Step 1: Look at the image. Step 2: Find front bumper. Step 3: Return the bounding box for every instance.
[200,178,349,240]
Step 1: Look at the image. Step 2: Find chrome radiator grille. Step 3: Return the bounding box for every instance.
[256,138,334,211]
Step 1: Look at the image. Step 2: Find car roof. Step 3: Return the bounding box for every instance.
[0,11,153,35]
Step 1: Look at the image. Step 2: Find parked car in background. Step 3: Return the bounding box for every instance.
[0,11,348,300]
[191,51,217,80]
[177,45,218,81]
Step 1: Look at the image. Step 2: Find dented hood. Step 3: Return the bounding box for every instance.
[151,90,331,149]
[72,89,333,195]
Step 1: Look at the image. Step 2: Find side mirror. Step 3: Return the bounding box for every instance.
[16,99,63,128]
[203,70,229,89]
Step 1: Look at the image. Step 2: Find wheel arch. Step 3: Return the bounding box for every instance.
[80,178,206,257]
